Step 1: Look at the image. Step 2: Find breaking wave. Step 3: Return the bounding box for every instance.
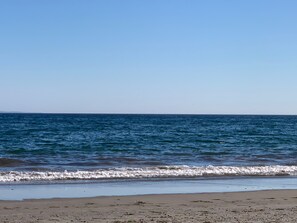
[1,165,297,182]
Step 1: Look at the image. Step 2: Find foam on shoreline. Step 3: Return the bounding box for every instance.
[1,165,297,182]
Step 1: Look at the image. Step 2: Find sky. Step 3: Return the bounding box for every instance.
[1,0,297,114]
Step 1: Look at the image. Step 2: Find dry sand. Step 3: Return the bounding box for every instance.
[1,190,297,222]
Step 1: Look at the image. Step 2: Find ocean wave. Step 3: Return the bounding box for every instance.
[1,165,297,182]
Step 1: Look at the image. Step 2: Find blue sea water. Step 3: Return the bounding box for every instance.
[0,113,297,182]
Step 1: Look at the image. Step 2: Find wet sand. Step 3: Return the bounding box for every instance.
[1,190,297,222]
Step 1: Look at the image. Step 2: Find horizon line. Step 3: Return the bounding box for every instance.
[0,111,297,116]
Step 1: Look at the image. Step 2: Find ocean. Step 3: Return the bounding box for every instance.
[1,113,297,183]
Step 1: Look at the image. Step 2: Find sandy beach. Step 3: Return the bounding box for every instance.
[0,190,297,223]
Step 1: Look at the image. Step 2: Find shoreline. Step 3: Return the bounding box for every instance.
[1,189,297,222]
[1,176,297,200]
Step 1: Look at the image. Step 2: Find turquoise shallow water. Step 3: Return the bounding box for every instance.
[0,114,297,182]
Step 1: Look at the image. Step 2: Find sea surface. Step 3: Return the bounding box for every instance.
[1,113,297,183]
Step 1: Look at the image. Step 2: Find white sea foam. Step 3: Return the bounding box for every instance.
[1,165,297,182]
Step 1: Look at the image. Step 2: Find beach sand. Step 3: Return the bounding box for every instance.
[1,190,297,222]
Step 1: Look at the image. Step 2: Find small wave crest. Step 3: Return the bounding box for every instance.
[1,165,297,182]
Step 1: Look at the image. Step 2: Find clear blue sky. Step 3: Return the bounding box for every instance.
[1,0,297,114]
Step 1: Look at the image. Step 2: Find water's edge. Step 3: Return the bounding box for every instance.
[1,176,297,200]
